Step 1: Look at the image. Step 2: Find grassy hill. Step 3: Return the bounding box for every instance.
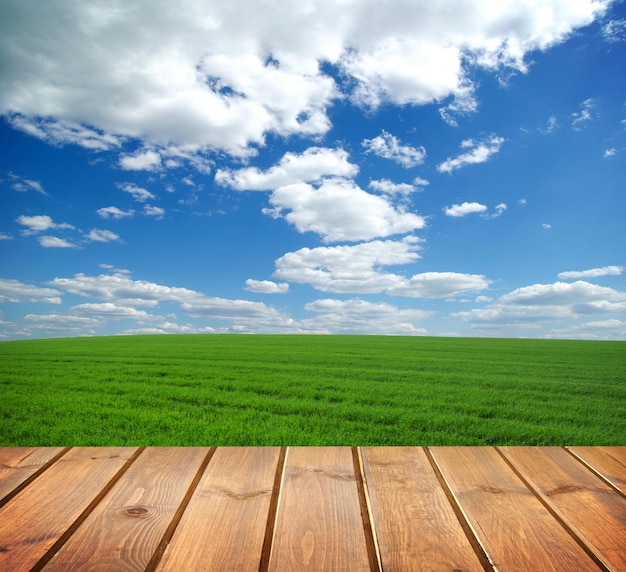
[1,334,624,446]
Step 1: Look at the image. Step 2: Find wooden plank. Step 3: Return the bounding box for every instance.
[0,448,66,505]
[500,446,626,571]
[0,447,139,572]
[268,447,372,571]
[361,446,486,571]
[430,447,602,571]
[567,447,626,495]
[156,447,281,572]
[40,447,209,571]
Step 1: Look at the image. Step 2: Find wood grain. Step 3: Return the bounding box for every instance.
[156,447,281,572]
[268,447,372,571]
[430,446,602,571]
[0,447,66,505]
[41,447,209,571]
[568,446,626,495]
[0,447,138,572]
[362,446,485,571]
[500,446,626,571]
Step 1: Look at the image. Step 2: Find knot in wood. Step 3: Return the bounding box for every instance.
[122,505,150,516]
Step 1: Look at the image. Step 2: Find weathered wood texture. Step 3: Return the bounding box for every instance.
[0,447,623,571]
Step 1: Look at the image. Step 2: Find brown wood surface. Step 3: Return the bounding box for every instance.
[0,447,624,571]
[0,447,138,572]
[268,447,372,571]
[361,446,485,571]
[430,446,602,571]
[41,447,210,571]
[501,446,626,571]
[568,446,626,495]
[156,447,281,572]
[0,447,66,505]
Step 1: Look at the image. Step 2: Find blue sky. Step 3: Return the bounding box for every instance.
[1,0,625,339]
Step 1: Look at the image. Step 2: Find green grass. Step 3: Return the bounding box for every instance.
[1,334,624,446]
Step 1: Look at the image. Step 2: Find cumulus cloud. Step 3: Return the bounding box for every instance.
[117,183,156,202]
[245,279,289,294]
[368,179,419,195]
[48,271,294,331]
[0,1,606,160]
[265,178,425,242]
[362,131,426,167]
[558,265,624,280]
[215,147,358,191]
[7,115,122,151]
[24,313,101,333]
[274,237,489,297]
[0,278,62,304]
[437,135,505,173]
[97,206,134,219]
[119,149,162,171]
[304,298,430,335]
[0,233,13,241]
[444,202,488,217]
[16,214,74,235]
[546,319,626,340]
[38,236,78,248]
[143,205,165,218]
[455,280,626,328]
[87,229,120,243]
[70,302,154,320]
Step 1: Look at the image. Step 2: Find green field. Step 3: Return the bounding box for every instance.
[1,335,624,446]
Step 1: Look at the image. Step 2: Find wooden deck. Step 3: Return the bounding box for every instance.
[0,447,624,571]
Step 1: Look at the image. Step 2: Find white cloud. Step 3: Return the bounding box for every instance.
[24,313,101,333]
[491,203,507,218]
[48,271,297,332]
[8,173,46,194]
[97,206,134,219]
[244,279,289,294]
[546,319,626,340]
[0,232,13,240]
[70,302,154,320]
[119,149,162,171]
[304,298,430,335]
[215,147,358,191]
[144,205,165,218]
[274,237,489,297]
[265,178,425,242]
[455,280,626,333]
[542,223,552,229]
[362,131,426,168]
[118,183,156,202]
[0,278,62,304]
[389,272,490,298]
[7,115,122,151]
[571,98,595,129]
[437,135,505,173]
[122,322,216,335]
[50,272,204,307]
[38,236,78,248]
[368,179,419,195]
[539,115,558,134]
[604,148,617,158]
[444,202,488,217]
[558,265,624,280]
[16,214,74,235]
[0,1,607,160]
[602,19,626,42]
[87,229,120,243]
